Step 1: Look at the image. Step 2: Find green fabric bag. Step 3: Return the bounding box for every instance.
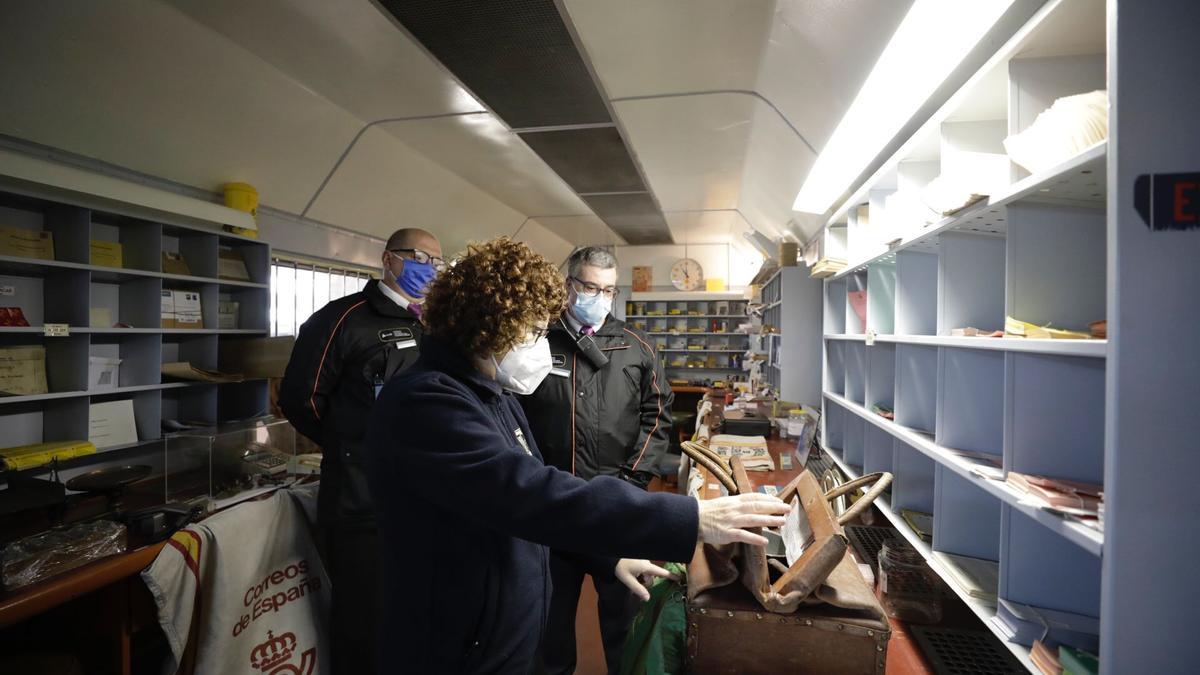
[618,563,688,675]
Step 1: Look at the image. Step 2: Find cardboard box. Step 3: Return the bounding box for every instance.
[0,345,48,395]
[779,241,798,267]
[162,251,192,276]
[632,266,652,292]
[219,336,295,378]
[90,239,123,268]
[0,225,54,260]
[218,301,239,329]
[218,248,250,281]
[172,290,202,329]
[160,289,176,328]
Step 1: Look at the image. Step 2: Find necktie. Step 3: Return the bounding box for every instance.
[409,303,422,319]
[581,326,594,337]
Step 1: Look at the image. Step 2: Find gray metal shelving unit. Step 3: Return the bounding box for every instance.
[0,183,270,482]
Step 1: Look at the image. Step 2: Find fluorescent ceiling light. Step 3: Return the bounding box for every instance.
[792,0,1014,215]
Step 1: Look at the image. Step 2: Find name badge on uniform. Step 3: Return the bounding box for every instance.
[550,353,570,378]
[513,428,532,456]
[379,327,417,350]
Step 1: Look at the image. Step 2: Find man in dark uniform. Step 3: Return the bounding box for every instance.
[279,227,443,675]
[519,246,674,674]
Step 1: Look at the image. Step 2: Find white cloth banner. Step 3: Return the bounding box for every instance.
[141,487,330,675]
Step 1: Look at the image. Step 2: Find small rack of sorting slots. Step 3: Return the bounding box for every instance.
[755,266,822,405]
[623,291,749,382]
[811,0,1107,670]
[0,182,271,488]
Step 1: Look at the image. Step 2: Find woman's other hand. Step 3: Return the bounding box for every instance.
[614,558,677,601]
[697,494,790,546]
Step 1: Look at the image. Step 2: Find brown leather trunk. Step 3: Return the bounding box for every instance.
[685,582,889,674]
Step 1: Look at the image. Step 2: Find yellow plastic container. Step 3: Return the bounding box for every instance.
[705,278,727,291]
[222,182,258,217]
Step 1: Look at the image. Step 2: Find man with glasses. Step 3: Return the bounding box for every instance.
[280,227,443,675]
[518,246,673,675]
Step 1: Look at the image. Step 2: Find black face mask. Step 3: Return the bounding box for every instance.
[562,318,609,368]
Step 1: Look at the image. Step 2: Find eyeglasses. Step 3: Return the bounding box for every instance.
[568,277,620,299]
[527,325,551,341]
[389,248,448,272]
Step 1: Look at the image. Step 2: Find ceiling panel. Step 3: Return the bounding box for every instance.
[531,215,624,247]
[0,0,361,214]
[663,210,747,245]
[611,95,754,211]
[755,0,914,153]
[581,193,670,245]
[378,115,593,218]
[565,0,914,247]
[165,0,482,121]
[739,102,821,241]
[305,126,529,256]
[519,127,646,194]
[378,0,611,128]
[561,0,772,97]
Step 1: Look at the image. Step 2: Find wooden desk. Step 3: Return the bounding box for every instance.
[0,541,165,630]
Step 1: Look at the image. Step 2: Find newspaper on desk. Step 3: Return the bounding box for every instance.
[708,434,775,471]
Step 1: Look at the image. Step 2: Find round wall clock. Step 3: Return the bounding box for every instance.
[670,258,703,291]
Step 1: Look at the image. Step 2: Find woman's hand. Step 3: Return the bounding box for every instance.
[697,494,790,546]
[614,559,677,601]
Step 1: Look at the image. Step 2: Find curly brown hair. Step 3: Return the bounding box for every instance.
[423,237,566,357]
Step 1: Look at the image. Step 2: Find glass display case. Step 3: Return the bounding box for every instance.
[165,416,297,508]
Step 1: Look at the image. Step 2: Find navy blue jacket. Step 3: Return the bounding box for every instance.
[366,337,699,674]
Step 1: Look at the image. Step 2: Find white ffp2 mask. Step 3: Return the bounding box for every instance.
[492,336,553,395]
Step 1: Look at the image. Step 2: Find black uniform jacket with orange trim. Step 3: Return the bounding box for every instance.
[518,314,673,489]
[279,279,422,528]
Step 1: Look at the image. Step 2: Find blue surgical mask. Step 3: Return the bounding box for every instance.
[570,290,611,327]
[389,259,437,299]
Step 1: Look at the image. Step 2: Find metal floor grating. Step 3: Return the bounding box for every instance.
[805,453,836,477]
[909,627,1026,675]
[845,524,900,570]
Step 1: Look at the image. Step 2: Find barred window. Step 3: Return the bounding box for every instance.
[270,256,374,336]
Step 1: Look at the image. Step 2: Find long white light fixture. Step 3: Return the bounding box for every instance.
[792,0,1015,215]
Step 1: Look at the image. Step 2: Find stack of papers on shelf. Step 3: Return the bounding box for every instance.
[933,552,998,605]
[0,440,96,471]
[1003,90,1108,175]
[921,176,988,217]
[901,509,933,541]
[1006,471,1102,517]
[709,434,775,471]
[950,327,1004,337]
[939,447,1004,480]
[1032,639,1063,675]
[810,258,847,278]
[1005,316,1092,340]
[161,362,245,383]
[992,598,1100,652]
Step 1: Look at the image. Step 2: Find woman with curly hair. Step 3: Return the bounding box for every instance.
[366,238,787,674]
